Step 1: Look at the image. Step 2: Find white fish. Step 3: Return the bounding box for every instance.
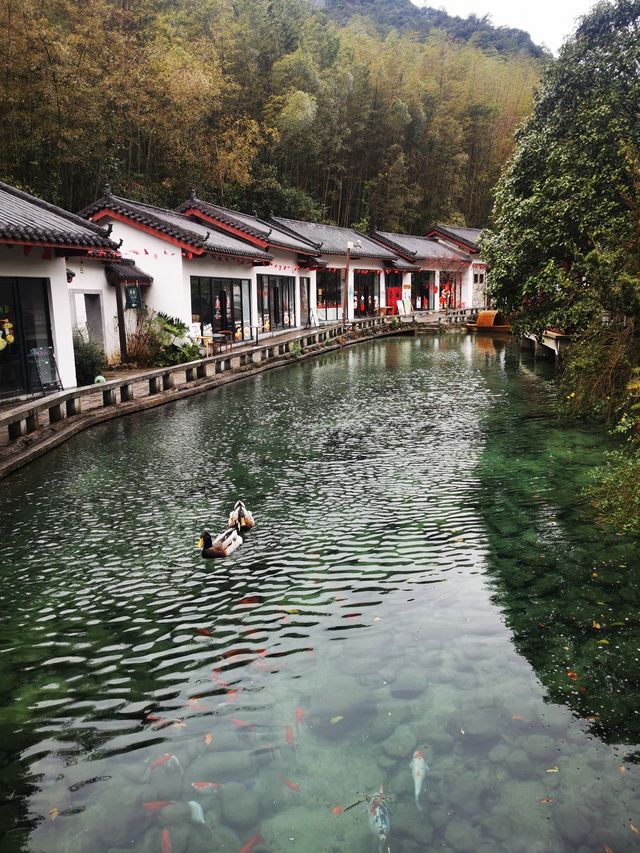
[188,800,206,824]
[409,749,428,811]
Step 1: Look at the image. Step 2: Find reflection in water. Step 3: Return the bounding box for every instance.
[0,335,638,853]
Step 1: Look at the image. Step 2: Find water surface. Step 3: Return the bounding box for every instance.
[0,335,639,853]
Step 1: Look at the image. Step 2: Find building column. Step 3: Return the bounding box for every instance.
[294,275,301,328]
[250,270,259,338]
[434,269,441,312]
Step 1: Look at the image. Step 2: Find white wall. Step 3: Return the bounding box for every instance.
[66,259,120,359]
[0,245,77,389]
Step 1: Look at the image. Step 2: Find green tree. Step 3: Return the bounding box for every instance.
[482,0,640,337]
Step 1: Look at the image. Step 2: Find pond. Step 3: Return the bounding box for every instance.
[0,334,639,853]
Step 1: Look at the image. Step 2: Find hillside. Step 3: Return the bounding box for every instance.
[312,0,548,57]
[0,0,544,231]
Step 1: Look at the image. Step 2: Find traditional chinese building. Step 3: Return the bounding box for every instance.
[0,181,117,399]
[424,224,487,308]
[268,218,416,320]
[370,230,476,311]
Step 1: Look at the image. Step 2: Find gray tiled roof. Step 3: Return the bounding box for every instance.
[80,191,272,261]
[176,196,320,255]
[374,231,471,263]
[104,259,153,283]
[0,181,116,249]
[272,218,396,259]
[428,224,482,250]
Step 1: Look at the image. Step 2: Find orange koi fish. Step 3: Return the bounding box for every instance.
[331,805,343,815]
[294,706,305,730]
[226,689,240,704]
[232,718,254,730]
[238,832,263,853]
[161,829,172,853]
[285,724,295,747]
[212,668,230,688]
[195,628,212,637]
[191,781,221,793]
[280,775,301,792]
[143,801,173,811]
[143,753,183,782]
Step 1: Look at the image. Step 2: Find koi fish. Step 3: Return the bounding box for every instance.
[280,775,301,792]
[191,781,221,794]
[161,829,172,853]
[238,832,263,853]
[367,788,391,853]
[294,706,305,731]
[331,805,343,815]
[143,800,173,811]
[188,800,206,825]
[195,628,212,637]
[143,753,183,782]
[232,718,254,731]
[409,749,428,811]
[226,689,239,704]
[212,668,230,688]
[285,724,295,748]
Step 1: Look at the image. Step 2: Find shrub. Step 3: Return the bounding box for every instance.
[587,449,640,535]
[557,321,636,422]
[73,328,106,386]
[289,341,302,359]
[126,309,200,367]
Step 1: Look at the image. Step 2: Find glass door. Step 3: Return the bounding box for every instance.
[0,277,52,398]
[0,279,24,398]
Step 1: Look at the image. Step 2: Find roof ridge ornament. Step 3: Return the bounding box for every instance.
[190,188,197,200]
[104,183,112,198]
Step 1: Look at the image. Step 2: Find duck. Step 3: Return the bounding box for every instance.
[198,525,242,559]
[228,500,255,531]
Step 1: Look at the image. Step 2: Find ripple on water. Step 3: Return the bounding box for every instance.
[0,337,638,853]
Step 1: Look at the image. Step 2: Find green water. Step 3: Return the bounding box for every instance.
[0,335,639,853]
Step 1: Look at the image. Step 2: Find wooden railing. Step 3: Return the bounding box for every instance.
[1,317,388,444]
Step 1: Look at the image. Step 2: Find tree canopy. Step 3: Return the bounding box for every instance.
[482,0,640,336]
[0,0,541,229]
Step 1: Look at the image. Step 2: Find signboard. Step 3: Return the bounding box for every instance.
[27,347,63,395]
[124,284,142,309]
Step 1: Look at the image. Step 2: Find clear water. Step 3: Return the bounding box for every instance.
[0,335,639,853]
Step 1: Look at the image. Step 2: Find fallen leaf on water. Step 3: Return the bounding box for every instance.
[630,823,639,834]
[586,715,600,722]
[546,767,559,773]
[203,733,213,746]
[330,716,344,725]
[172,720,187,729]
[539,796,554,804]
[287,609,300,615]
[567,671,578,681]
[373,617,381,623]
[593,622,602,630]
[618,766,626,775]
[455,537,464,543]
[48,808,59,821]
[592,572,599,578]
[511,714,524,721]
[597,639,609,645]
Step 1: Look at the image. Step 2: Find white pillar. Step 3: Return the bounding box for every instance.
[347,268,355,320]
[379,271,386,309]
[250,269,259,336]
[434,269,441,312]
[294,275,301,328]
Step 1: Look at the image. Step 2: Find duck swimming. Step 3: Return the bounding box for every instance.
[228,500,255,531]
[198,526,242,559]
